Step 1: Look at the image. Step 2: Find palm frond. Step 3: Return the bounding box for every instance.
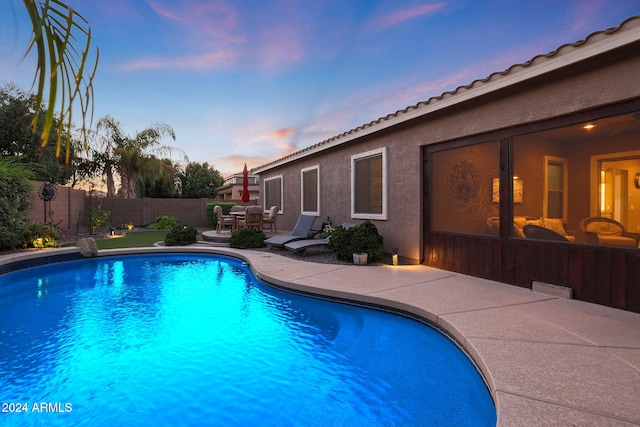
[22,0,99,162]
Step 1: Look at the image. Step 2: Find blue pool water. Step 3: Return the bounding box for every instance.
[0,254,496,426]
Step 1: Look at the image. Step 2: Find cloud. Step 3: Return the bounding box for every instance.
[366,2,447,32]
[566,0,609,34]
[254,127,298,157]
[120,49,239,70]
[256,25,306,69]
[207,154,273,177]
[147,0,242,42]
[115,0,247,71]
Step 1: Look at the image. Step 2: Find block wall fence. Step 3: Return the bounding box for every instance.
[27,182,255,234]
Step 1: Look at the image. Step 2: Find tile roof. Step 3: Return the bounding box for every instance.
[253,15,640,174]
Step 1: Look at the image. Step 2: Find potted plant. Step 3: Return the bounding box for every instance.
[329,221,384,264]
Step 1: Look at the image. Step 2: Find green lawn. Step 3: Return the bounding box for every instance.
[63,230,169,249]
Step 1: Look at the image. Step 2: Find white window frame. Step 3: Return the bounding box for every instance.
[263,175,283,214]
[300,165,320,216]
[351,147,388,220]
[543,156,568,222]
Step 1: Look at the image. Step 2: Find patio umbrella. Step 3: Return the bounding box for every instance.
[242,164,250,204]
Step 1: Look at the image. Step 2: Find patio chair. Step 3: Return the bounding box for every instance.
[214,205,233,233]
[284,223,356,255]
[264,214,317,248]
[237,205,264,230]
[262,206,278,232]
[580,217,639,248]
[523,224,570,242]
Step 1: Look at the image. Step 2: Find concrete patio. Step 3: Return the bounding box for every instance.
[2,245,639,425]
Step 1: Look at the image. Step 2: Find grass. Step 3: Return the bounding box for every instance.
[63,230,169,250]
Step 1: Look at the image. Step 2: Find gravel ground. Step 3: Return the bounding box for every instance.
[252,245,354,265]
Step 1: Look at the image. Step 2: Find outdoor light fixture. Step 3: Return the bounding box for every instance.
[392,248,399,266]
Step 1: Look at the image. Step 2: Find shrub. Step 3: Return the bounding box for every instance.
[21,222,62,248]
[164,224,198,246]
[148,215,178,229]
[206,202,237,226]
[329,221,384,263]
[229,227,266,249]
[0,160,33,249]
[88,205,110,234]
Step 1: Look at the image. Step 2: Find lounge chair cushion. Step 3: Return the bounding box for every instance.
[585,222,623,236]
[541,218,575,242]
[264,214,317,247]
[597,235,637,247]
[284,237,329,252]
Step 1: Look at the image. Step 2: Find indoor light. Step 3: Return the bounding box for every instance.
[392,248,398,266]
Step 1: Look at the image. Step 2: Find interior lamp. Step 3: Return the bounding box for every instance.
[392,248,399,266]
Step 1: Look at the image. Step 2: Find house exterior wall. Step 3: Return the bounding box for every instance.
[257,33,640,264]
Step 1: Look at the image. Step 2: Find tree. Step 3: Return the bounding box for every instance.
[0,83,78,184]
[20,0,98,162]
[90,116,186,198]
[179,162,224,198]
[138,158,180,198]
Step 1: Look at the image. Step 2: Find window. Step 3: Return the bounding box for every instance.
[544,156,568,221]
[511,109,640,246]
[429,140,499,235]
[263,175,283,213]
[301,165,319,215]
[351,148,387,220]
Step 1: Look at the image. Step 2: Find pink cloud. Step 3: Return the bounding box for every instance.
[120,48,239,70]
[257,25,306,69]
[265,128,297,140]
[149,0,245,43]
[566,0,609,34]
[209,154,271,176]
[367,3,447,32]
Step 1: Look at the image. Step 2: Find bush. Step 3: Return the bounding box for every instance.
[148,215,179,229]
[164,224,198,246]
[229,227,266,249]
[0,160,33,249]
[88,205,110,234]
[206,202,237,226]
[329,221,384,263]
[21,222,62,248]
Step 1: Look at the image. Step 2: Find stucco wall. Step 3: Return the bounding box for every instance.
[257,41,640,262]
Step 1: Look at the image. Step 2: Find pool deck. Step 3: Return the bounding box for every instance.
[2,245,639,426]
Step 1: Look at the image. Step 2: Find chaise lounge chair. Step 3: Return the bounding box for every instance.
[284,223,357,254]
[264,214,317,248]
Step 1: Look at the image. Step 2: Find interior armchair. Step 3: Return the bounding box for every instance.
[580,217,640,248]
[487,216,575,241]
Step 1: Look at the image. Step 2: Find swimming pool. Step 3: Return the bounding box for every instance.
[0,253,496,426]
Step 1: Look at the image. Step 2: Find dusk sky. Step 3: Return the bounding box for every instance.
[1,1,639,176]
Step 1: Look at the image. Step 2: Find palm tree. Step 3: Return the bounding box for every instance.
[92,116,186,199]
[21,0,98,162]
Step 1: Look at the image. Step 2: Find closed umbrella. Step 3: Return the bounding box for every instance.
[242,164,250,204]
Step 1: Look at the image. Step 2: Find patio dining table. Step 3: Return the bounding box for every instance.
[230,211,245,231]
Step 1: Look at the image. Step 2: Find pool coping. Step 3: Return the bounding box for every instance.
[2,246,639,426]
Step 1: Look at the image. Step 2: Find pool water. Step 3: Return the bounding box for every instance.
[0,254,496,426]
